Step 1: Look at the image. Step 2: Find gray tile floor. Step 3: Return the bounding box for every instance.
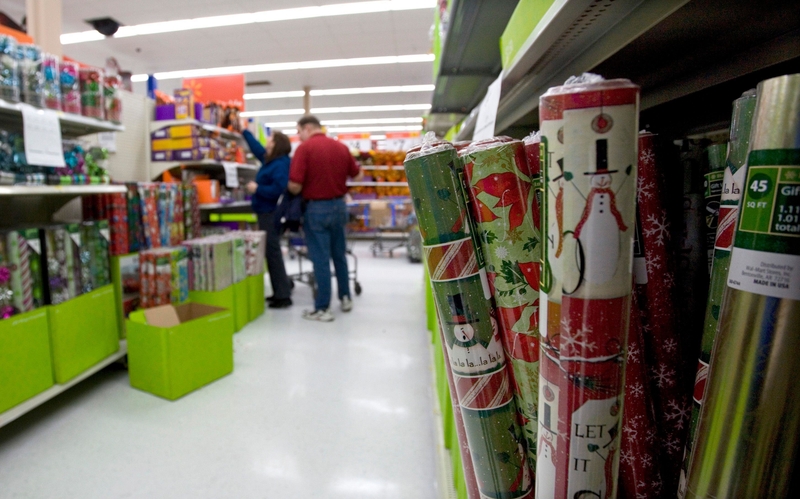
[0,244,439,499]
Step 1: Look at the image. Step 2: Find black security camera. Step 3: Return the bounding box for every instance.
[86,17,121,37]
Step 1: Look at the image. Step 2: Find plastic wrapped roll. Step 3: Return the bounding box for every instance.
[104,73,122,123]
[704,144,727,274]
[0,34,19,103]
[60,61,81,114]
[538,75,639,499]
[42,53,61,111]
[17,43,43,107]
[633,131,689,495]
[459,137,542,472]
[405,136,534,499]
[79,67,104,119]
[686,74,800,498]
[678,89,756,498]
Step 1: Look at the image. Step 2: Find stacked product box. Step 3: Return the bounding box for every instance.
[139,247,189,309]
[150,123,224,162]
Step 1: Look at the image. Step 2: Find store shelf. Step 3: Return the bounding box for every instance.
[199,200,251,211]
[0,184,127,197]
[150,119,243,141]
[0,98,125,137]
[0,340,128,429]
[360,165,406,170]
[149,160,257,181]
[347,182,409,187]
[431,0,519,116]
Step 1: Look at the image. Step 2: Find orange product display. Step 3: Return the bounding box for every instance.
[194,180,220,204]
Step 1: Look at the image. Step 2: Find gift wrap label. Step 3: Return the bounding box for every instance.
[729,156,800,300]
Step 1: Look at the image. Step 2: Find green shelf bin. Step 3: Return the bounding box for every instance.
[246,273,265,322]
[0,309,54,414]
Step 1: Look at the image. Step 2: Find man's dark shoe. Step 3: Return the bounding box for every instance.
[268,298,292,309]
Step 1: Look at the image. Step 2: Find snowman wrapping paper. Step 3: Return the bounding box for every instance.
[459,137,543,474]
[405,137,535,499]
[536,76,639,499]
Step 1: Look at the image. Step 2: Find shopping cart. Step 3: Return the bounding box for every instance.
[348,198,413,258]
[285,229,362,298]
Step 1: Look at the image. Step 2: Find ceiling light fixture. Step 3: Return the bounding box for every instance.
[241,103,431,118]
[243,84,434,100]
[130,54,434,82]
[61,0,436,45]
[259,117,424,128]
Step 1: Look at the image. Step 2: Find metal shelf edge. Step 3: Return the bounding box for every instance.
[0,185,127,196]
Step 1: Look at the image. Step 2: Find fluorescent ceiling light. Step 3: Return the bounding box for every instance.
[61,0,435,45]
[260,117,423,128]
[243,91,305,100]
[131,54,434,81]
[327,125,423,132]
[242,104,431,118]
[244,84,434,100]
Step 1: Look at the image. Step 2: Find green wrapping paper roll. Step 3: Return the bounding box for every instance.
[678,89,756,498]
[458,138,542,471]
[686,74,800,498]
[704,144,727,274]
[406,138,534,499]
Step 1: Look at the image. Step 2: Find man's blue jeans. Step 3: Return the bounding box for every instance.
[304,198,350,311]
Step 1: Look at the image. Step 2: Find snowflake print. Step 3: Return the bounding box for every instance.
[637,481,647,494]
[666,399,691,430]
[636,492,647,499]
[641,453,652,468]
[663,272,676,289]
[640,148,655,167]
[643,213,670,247]
[637,178,655,204]
[630,382,644,398]
[628,343,640,363]
[665,438,681,455]
[624,425,639,444]
[646,253,662,275]
[560,324,597,354]
[495,245,509,260]
[651,363,675,388]
[620,449,635,466]
[663,338,677,354]
[651,478,663,492]
[645,430,656,444]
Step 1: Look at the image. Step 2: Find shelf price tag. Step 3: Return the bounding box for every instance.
[21,104,66,167]
[472,74,503,141]
[222,162,240,188]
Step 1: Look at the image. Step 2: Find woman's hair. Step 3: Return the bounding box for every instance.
[266,131,292,162]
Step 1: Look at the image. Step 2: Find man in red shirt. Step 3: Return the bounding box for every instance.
[288,115,360,321]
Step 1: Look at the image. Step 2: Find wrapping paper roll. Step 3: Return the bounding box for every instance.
[686,74,800,498]
[42,53,61,111]
[678,89,756,497]
[127,183,144,253]
[79,67,104,119]
[538,76,639,499]
[104,74,122,123]
[59,61,81,114]
[633,132,688,495]
[43,226,74,305]
[459,138,541,471]
[138,183,160,249]
[405,138,534,499]
[619,291,665,499]
[704,144,727,274]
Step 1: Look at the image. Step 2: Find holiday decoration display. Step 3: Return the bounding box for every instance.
[79,67,104,119]
[633,131,687,496]
[59,60,81,114]
[0,34,19,103]
[458,137,541,470]
[42,52,61,111]
[104,73,122,123]
[537,75,639,499]
[685,73,800,499]
[405,136,534,499]
[677,89,757,497]
[17,43,43,107]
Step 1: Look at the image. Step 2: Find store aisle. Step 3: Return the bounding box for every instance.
[0,244,439,499]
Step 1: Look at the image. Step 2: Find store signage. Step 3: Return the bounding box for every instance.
[221,162,240,188]
[472,74,503,141]
[386,131,422,151]
[182,74,245,108]
[21,104,66,167]
[337,133,372,151]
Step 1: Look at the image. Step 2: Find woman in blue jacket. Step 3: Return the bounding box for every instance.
[244,130,293,308]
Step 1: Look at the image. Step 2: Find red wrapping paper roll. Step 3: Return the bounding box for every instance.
[619,291,665,498]
[634,133,690,494]
[539,76,639,499]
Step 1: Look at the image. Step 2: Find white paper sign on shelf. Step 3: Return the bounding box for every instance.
[222,162,240,188]
[472,74,503,141]
[21,104,66,167]
[98,132,117,153]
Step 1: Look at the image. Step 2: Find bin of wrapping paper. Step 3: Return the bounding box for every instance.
[111,253,141,339]
[188,285,248,333]
[0,309,53,414]
[232,280,249,331]
[47,285,119,383]
[127,303,233,400]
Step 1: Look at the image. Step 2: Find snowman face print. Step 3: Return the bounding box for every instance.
[590,173,612,190]
[454,323,475,343]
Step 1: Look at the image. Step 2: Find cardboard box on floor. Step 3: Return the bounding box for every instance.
[368,200,392,228]
[127,302,234,401]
